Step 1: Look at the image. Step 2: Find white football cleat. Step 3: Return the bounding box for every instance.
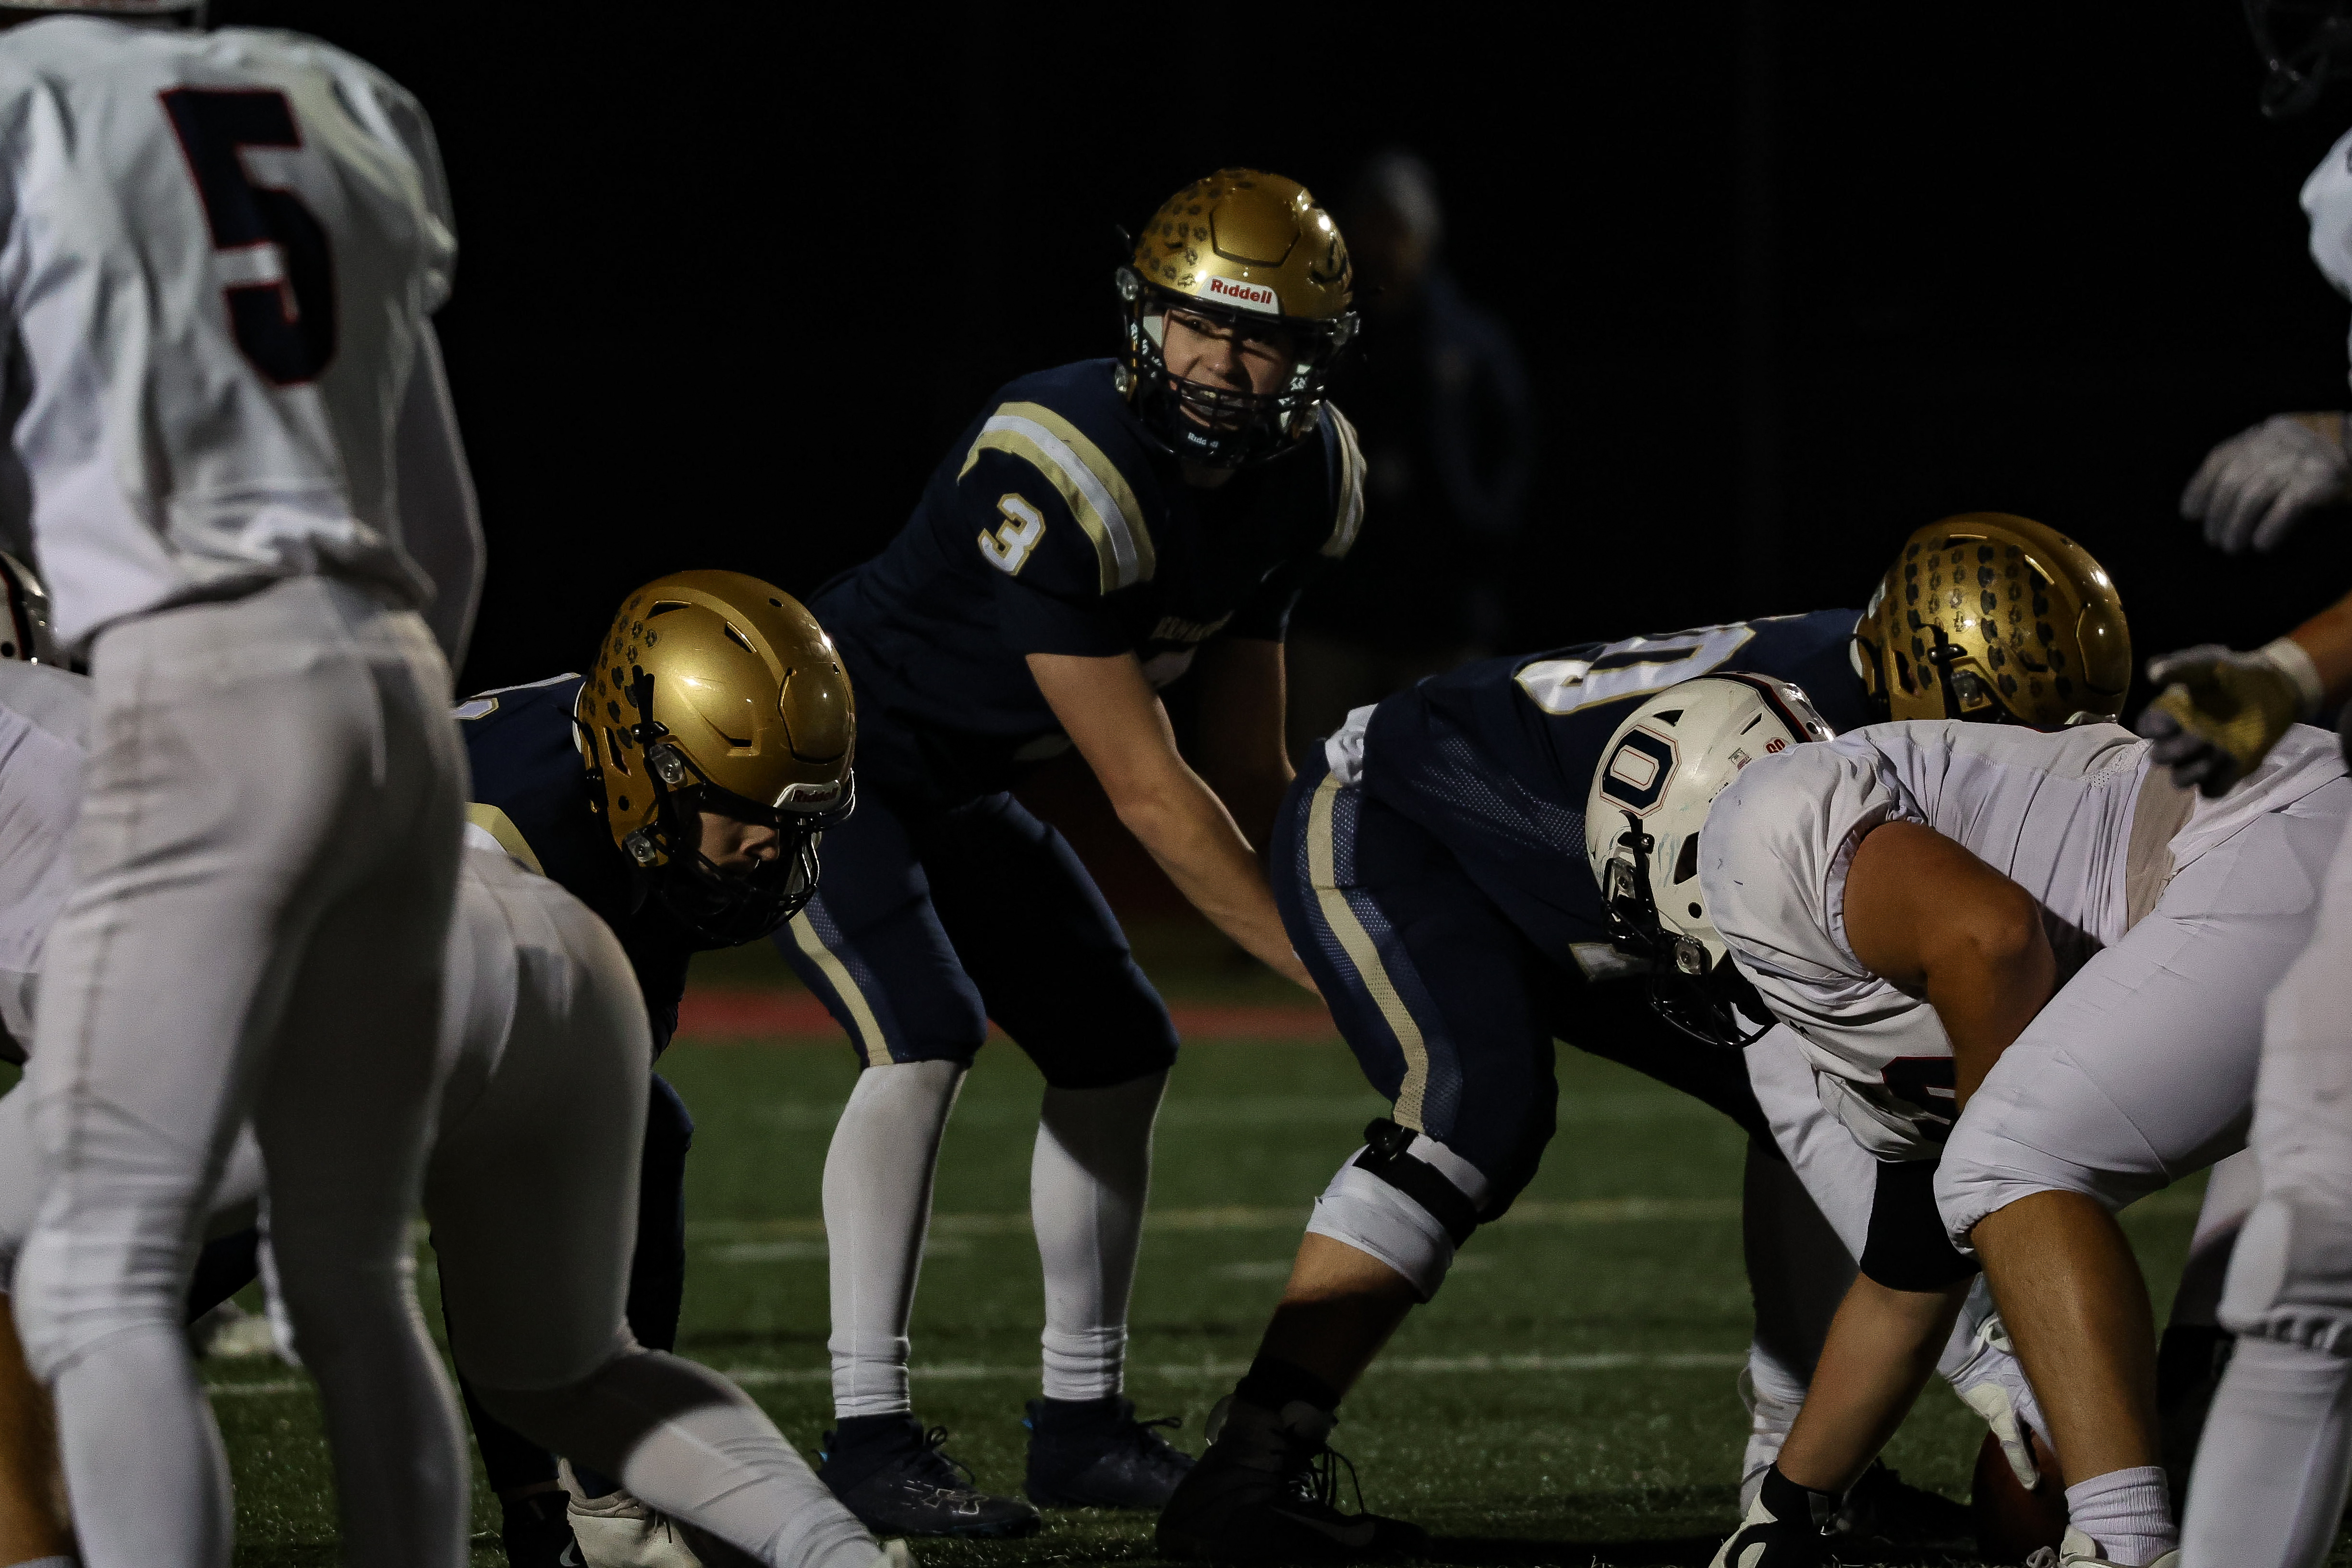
[2023,1527,2181,1568]
[872,1543,916,1568]
[559,1460,703,1568]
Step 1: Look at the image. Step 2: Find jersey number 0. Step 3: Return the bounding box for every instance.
[161,89,337,386]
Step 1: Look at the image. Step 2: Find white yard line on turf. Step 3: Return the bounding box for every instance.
[202,1350,1747,1400]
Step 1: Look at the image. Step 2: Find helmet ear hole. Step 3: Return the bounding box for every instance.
[1673,832,1701,886]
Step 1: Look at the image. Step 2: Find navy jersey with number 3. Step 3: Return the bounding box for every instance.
[811,358,1366,805]
[1359,608,1874,967]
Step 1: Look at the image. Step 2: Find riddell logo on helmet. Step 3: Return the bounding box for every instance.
[1204,275,1280,314]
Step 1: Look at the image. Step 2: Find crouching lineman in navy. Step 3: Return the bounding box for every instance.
[775,169,1365,1537]
[0,571,909,1568]
[436,572,858,1566]
[1156,514,2115,1561]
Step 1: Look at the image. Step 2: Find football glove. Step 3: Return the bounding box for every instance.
[1948,1315,2047,1492]
[2138,639,2324,797]
[2182,413,2352,554]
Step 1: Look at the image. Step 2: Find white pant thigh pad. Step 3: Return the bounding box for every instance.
[1935,802,2340,1247]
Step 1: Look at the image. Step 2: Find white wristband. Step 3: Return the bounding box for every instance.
[2259,637,2327,720]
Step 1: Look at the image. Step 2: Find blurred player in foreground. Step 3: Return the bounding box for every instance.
[0,578,910,1568]
[1155,515,2096,1562]
[775,169,1365,1536]
[2135,11,2352,1562]
[1631,660,2344,1568]
[0,7,484,1565]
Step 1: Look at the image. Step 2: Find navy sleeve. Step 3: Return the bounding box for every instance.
[958,447,1134,658]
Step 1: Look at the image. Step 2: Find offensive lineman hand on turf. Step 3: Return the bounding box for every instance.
[2137,640,2323,797]
[2181,413,2352,554]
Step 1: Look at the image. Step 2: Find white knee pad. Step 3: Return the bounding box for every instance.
[1302,1133,1488,1302]
[2221,1194,2352,1353]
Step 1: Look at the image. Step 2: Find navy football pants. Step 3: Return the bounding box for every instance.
[1272,754,1770,1210]
[775,785,1179,1088]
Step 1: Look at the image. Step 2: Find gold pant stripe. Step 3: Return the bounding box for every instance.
[788,909,889,1068]
[1306,771,1429,1130]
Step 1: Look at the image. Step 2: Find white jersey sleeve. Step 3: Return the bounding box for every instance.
[1700,734,1947,1157]
[0,19,462,650]
[1704,719,2350,1158]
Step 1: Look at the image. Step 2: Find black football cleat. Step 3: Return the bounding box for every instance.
[494,1486,579,1568]
[1710,1465,1839,1568]
[1836,1458,1972,1545]
[1155,1394,1426,1563]
[1024,1394,1196,1509]
[818,1413,1041,1539]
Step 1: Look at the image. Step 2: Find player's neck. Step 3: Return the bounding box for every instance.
[1179,460,1237,491]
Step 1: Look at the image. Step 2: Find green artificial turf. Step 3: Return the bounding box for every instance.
[181,930,2316,1565]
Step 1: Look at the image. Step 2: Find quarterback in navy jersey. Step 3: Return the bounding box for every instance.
[1158,514,2134,1562]
[771,169,1367,1538]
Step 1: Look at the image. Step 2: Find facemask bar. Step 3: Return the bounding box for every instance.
[1600,810,1771,1051]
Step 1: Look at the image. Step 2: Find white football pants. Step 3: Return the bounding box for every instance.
[1936,777,2351,1243]
[10,579,470,1568]
[0,840,885,1568]
[2182,809,2352,1568]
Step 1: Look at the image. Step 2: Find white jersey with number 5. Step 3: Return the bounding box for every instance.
[1699,718,2347,1158]
[0,17,474,652]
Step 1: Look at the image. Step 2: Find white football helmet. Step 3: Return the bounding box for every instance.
[1585,673,1835,1047]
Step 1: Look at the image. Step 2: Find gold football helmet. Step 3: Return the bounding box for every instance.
[1854,513,2130,728]
[1114,168,1356,468]
[577,570,854,943]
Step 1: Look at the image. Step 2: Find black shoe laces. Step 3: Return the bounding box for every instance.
[906,1425,982,1495]
[1289,1438,1369,1518]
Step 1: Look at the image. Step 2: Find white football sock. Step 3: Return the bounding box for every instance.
[823,1060,964,1420]
[2063,1465,2174,1567]
[481,1348,882,1568]
[1032,1071,1164,1402]
[2180,1335,2352,1568]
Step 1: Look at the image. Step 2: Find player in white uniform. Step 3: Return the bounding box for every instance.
[0,10,483,1567]
[1585,678,2350,1568]
[2125,9,2352,1562]
[0,615,911,1568]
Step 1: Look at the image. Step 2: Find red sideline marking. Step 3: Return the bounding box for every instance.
[677,987,1336,1043]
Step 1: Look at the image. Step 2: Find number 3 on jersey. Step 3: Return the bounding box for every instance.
[161,88,337,386]
[979,494,1046,576]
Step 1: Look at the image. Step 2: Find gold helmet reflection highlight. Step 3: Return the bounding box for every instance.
[1854,512,2130,728]
[578,570,854,943]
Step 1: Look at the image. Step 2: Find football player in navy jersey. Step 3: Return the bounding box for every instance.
[1157,514,2134,1562]
[775,169,1366,1536]
[448,571,855,1565]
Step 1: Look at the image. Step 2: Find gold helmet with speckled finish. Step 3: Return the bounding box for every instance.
[1853,512,2130,728]
[578,570,854,943]
[1114,168,1356,469]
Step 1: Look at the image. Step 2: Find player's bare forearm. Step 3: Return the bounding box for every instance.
[1117,782,1316,990]
[2286,584,2352,709]
[1777,1272,1973,1494]
[1030,650,1318,992]
[1843,821,2057,1103]
[1194,637,1295,852]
